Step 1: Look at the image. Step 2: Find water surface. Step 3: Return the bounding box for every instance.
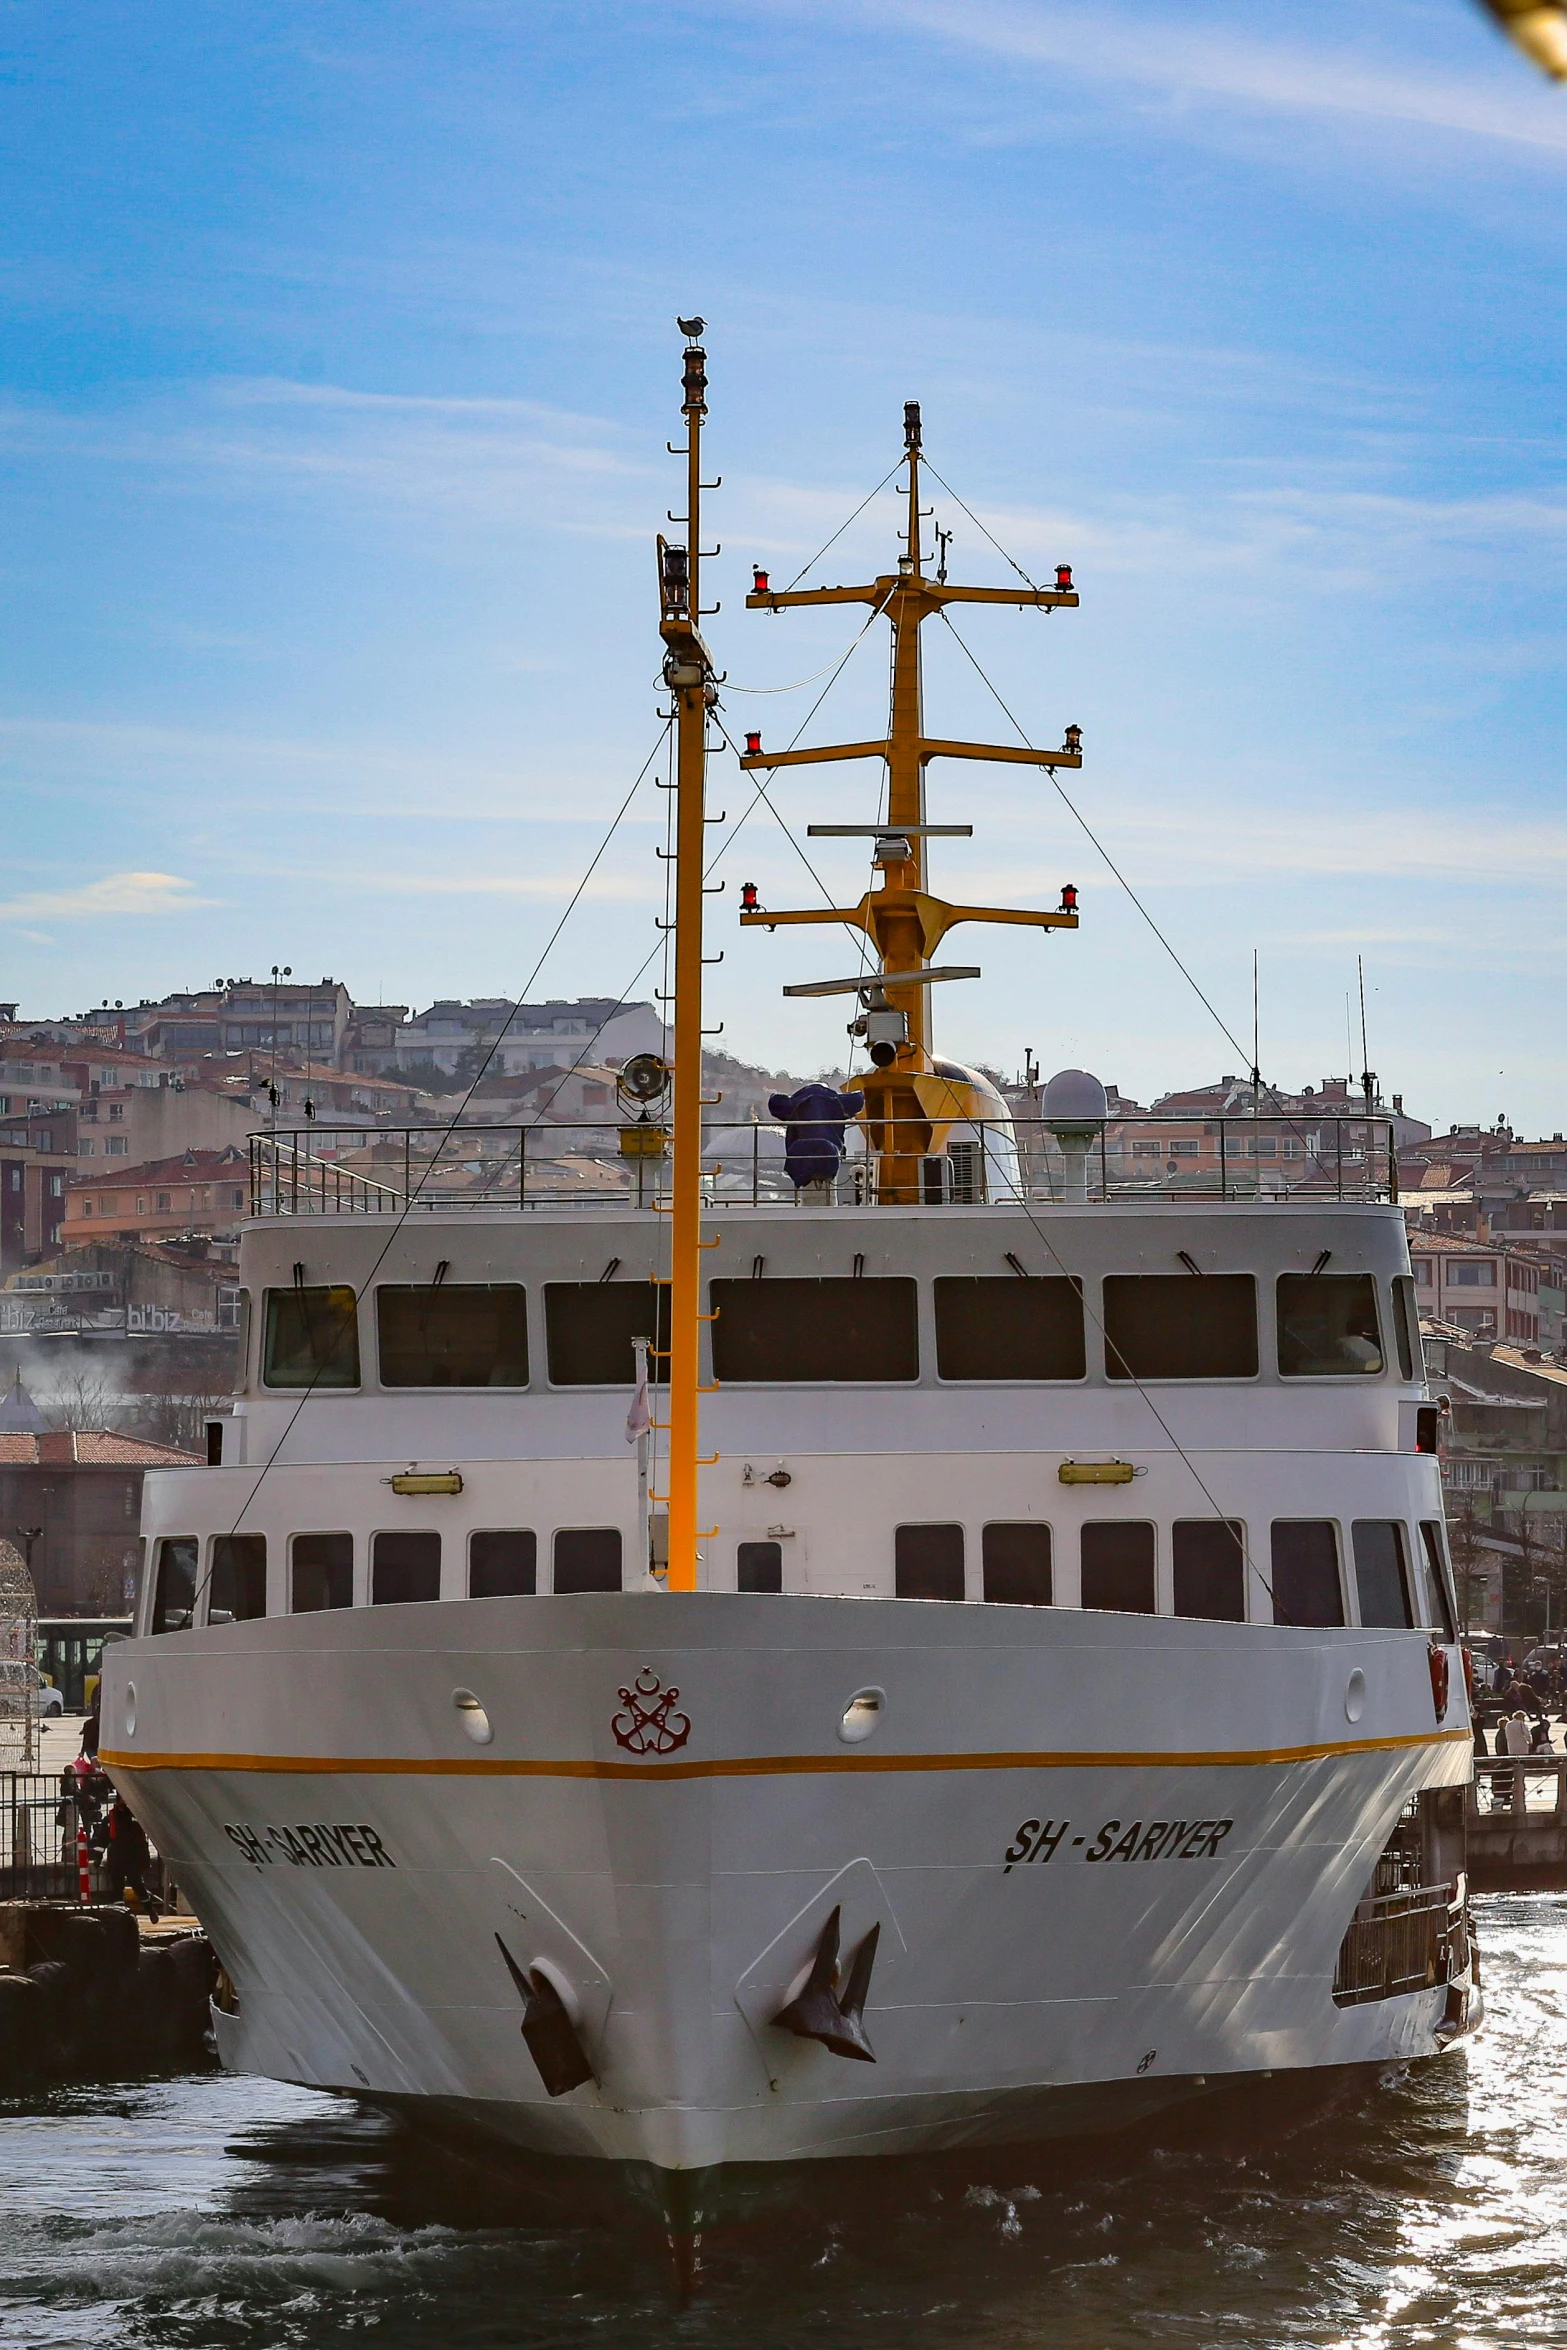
[3,1894,1565,2349]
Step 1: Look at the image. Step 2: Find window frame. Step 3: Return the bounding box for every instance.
[543,1280,668,1389]
[1417,1521,1459,1641]
[1171,1518,1248,1623]
[468,1528,538,1599]
[737,1538,784,1594]
[149,1535,198,1635]
[1275,1273,1386,1381]
[370,1528,443,1607]
[1101,1273,1259,1384]
[1269,1519,1346,1628]
[710,1275,921,1387]
[932,1276,1087,1385]
[552,1526,624,1594]
[980,1521,1053,1607]
[205,1532,268,1627]
[261,1284,362,1391]
[289,1530,355,1614]
[1079,1520,1158,1615]
[374,1281,530,1391]
[894,1521,966,1602]
[1350,1519,1415,1631]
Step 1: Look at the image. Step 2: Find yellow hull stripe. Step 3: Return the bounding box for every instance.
[101,1726,1471,1782]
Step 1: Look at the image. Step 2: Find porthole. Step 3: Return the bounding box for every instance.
[452,1688,493,1745]
[839,1688,885,1744]
[1344,1669,1367,1725]
[124,1682,137,1738]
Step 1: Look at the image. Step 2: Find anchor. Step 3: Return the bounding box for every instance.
[496,1933,595,2097]
[771,1903,881,2062]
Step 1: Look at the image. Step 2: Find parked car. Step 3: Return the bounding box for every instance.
[35,1680,64,1718]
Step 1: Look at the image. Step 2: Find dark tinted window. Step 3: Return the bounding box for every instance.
[377,1286,528,1387]
[263,1285,360,1387]
[1419,1522,1458,1641]
[372,1531,441,1606]
[470,1529,537,1598]
[1172,1520,1246,1622]
[1270,1522,1344,1627]
[934,1278,1085,1381]
[151,1537,197,1634]
[712,1279,919,1383]
[1392,1276,1417,1381]
[292,1532,353,1613]
[738,1540,783,1593]
[895,1523,964,1600]
[1352,1521,1412,1630]
[982,1523,1052,1605]
[545,1282,667,1385]
[554,1528,622,1593]
[209,1534,266,1624]
[1080,1522,1156,1613]
[1103,1275,1257,1380]
[1276,1274,1383,1377]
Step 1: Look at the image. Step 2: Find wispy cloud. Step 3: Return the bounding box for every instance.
[0,871,214,921]
[853,0,1567,162]
[0,375,652,530]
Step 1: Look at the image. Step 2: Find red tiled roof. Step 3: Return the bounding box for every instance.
[65,1147,249,1194]
[0,1430,199,1466]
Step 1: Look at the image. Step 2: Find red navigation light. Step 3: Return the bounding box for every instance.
[1055,564,1073,591]
[740,881,760,912]
[745,730,762,756]
[1059,884,1078,913]
[753,567,770,594]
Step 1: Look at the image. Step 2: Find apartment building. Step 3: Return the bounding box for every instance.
[61,1148,252,1258]
[1409,1231,1542,1344]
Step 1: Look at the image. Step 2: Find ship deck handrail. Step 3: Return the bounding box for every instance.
[247,1113,1401,1218]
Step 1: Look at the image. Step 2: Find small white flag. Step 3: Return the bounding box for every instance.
[626,1364,651,1444]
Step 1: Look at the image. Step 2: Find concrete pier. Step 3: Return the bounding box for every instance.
[1466,1757,1567,1892]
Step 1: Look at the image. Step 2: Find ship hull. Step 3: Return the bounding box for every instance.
[100,1593,1474,2174]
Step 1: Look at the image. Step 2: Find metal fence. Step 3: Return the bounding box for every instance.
[249,1113,1401,1219]
[0,1771,170,1904]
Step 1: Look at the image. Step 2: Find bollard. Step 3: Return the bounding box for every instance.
[75,1823,90,1906]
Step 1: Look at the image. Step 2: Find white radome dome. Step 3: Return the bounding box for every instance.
[1041,1068,1108,1136]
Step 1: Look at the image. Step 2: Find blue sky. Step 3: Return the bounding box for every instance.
[1,0,1564,1127]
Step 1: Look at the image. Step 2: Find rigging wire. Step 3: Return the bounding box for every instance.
[922,458,1046,597]
[204,722,674,1581]
[935,605,1330,1158]
[780,459,903,594]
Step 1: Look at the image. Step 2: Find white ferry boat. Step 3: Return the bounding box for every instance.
[100,330,1477,2211]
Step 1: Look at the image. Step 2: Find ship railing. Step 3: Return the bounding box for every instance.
[1331,1878,1467,2007]
[248,1113,1402,1217]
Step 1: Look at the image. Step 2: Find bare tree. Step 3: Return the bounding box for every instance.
[40,1368,127,1434]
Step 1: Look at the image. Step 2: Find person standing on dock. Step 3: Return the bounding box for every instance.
[103,1796,161,1922]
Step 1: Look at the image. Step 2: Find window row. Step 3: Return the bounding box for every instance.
[261,1270,1419,1390]
[148,1517,1455,1638]
[150,1525,624,1630]
[891,1517,1455,1635]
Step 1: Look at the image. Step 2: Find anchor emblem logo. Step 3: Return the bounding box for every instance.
[612,1667,692,1756]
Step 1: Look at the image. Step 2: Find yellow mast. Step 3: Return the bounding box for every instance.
[740,401,1083,1204]
[657,321,717,1593]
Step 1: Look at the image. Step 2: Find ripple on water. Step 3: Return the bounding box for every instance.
[0,1894,1564,2350]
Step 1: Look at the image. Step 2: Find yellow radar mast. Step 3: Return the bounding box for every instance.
[738,402,1083,1204]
